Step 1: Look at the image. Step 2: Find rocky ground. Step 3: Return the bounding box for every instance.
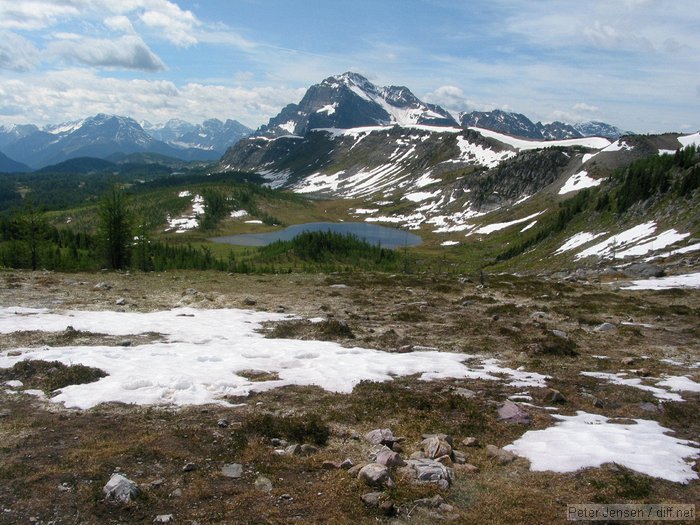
[0,269,698,524]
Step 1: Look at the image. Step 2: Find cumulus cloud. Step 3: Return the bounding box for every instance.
[48,35,166,71]
[0,31,40,71]
[104,15,135,34]
[0,70,305,127]
[139,3,200,47]
[573,102,599,113]
[0,1,80,30]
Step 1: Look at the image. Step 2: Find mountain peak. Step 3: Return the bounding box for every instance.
[257,72,457,137]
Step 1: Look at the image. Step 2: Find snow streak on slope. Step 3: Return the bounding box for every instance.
[0,307,548,409]
[559,170,603,194]
[468,127,611,151]
[575,222,690,260]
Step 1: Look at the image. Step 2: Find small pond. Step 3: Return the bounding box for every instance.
[211,222,422,249]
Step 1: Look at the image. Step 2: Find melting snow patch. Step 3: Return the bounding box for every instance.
[657,376,700,393]
[576,222,656,260]
[0,307,547,409]
[559,170,603,195]
[556,232,607,254]
[580,371,684,401]
[678,132,700,148]
[441,241,459,247]
[620,272,700,290]
[504,411,699,483]
[230,210,248,219]
[469,211,545,235]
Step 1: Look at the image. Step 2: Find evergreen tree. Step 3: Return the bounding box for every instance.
[98,185,132,270]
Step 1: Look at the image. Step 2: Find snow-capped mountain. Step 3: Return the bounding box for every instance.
[143,118,251,154]
[257,72,457,137]
[459,111,628,141]
[459,110,542,139]
[0,114,250,169]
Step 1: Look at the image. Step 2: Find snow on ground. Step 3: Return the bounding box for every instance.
[645,242,700,261]
[468,127,611,151]
[257,169,292,189]
[573,221,690,260]
[558,170,603,195]
[441,240,459,246]
[455,135,514,168]
[230,210,248,219]
[602,139,632,153]
[580,371,684,401]
[678,132,700,148]
[504,411,699,483]
[403,189,442,202]
[468,211,545,235]
[165,193,204,233]
[657,376,700,393]
[620,272,700,291]
[556,232,607,254]
[0,307,548,409]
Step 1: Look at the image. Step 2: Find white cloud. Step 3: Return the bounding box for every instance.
[139,4,199,47]
[0,31,40,71]
[573,102,599,113]
[0,1,81,30]
[0,69,305,127]
[48,35,166,71]
[104,15,135,34]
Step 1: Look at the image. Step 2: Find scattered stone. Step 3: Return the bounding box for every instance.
[530,311,548,319]
[271,438,288,447]
[182,463,196,472]
[403,459,453,488]
[639,402,659,413]
[624,263,665,278]
[365,428,399,447]
[635,368,651,377]
[347,463,367,477]
[300,444,318,455]
[452,450,467,464]
[397,345,413,353]
[409,451,425,460]
[254,476,273,493]
[550,329,568,339]
[358,463,395,489]
[422,436,453,459]
[421,433,454,446]
[375,448,406,467]
[170,489,182,498]
[57,482,71,492]
[413,495,445,508]
[217,418,229,428]
[486,445,517,465]
[593,397,605,408]
[115,298,126,306]
[221,463,243,478]
[6,351,22,357]
[550,389,567,403]
[621,357,635,365]
[340,459,354,469]
[184,288,198,296]
[361,492,386,507]
[285,444,301,455]
[456,463,479,474]
[413,345,439,352]
[453,388,476,399]
[119,340,132,347]
[278,493,294,502]
[435,455,453,467]
[243,297,256,306]
[94,281,113,290]
[153,515,173,523]
[322,461,341,470]
[462,437,478,447]
[595,322,617,332]
[379,499,396,516]
[103,473,140,504]
[497,401,532,425]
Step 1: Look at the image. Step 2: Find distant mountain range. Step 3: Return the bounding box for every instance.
[0,115,252,171]
[458,110,630,140]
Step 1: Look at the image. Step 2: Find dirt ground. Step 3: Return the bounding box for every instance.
[0,269,698,524]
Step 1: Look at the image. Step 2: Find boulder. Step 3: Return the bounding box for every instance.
[365,428,399,447]
[595,322,617,332]
[497,401,531,425]
[403,459,454,488]
[486,445,517,465]
[422,436,453,459]
[375,448,406,467]
[358,463,395,489]
[103,473,140,504]
[221,463,243,478]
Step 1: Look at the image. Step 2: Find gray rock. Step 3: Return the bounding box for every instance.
[497,401,532,425]
[340,458,354,469]
[453,388,476,399]
[486,445,517,465]
[550,389,567,403]
[254,475,273,492]
[421,433,454,446]
[413,495,445,508]
[322,460,341,469]
[461,437,479,447]
[452,450,467,464]
[365,428,398,446]
[271,438,288,447]
[375,448,406,467]
[243,297,257,306]
[170,488,182,498]
[285,444,301,455]
[361,491,386,507]
[300,444,318,455]
[153,515,173,523]
[94,281,113,290]
[217,418,229,428]
[358,463,395,489]
[550,329,568,339]
[182,462,196,472]
[621,357,635,365]
[624,263,665,278]
[115,298,126,306]
[422,436,453,459]
[639,402,659,412]
[103,473,140,503]
[595,322,617,332]
[347,463,367,477]
[404,459,454,486]
[221,463,243,478]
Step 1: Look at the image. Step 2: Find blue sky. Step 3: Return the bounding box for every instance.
[0,0,698,133]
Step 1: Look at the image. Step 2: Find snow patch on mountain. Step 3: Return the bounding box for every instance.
[559,170,603,194]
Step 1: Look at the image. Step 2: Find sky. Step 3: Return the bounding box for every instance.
[0,0,698,133]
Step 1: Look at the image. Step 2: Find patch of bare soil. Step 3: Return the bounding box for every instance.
[0,269,698,524]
